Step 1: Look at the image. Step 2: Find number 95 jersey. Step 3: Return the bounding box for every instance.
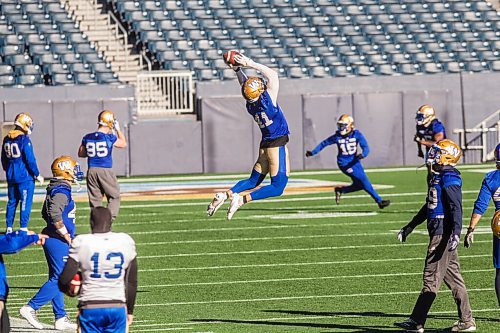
[69,232,136,303]
[81,132,117,168]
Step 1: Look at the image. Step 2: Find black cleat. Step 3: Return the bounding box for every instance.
[377,199,391,209]
[334,187,342,205]
[394,318,424,333]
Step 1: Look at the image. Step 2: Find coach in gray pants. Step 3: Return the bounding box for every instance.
[78,110,127,220]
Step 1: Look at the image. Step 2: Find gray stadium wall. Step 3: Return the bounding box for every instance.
[0,71,498,177]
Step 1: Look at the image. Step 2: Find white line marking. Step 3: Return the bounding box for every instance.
[135,288,494,307]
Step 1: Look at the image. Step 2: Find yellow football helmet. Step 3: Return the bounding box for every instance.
[51,156,84,182]
[427,139,462,167]
[416,104,436,127]
[337,114,354,135]
[492,210,500,238]
[242,77,266,102]
[14,113,34,135]
[98,110,115,128]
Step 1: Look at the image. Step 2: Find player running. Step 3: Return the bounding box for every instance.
[20,156,83,331]
[396,139,475,332]
[78,110,127,221]
[59,207,138,333]
[1,113,44,233]
[305,115,390,209]
[414,104,446,159]
[207,52,290,220]
[463,143,500,306]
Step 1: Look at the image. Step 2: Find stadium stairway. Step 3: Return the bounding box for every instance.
[65,0,143,84]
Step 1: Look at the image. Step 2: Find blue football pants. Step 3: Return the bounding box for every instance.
[230,146,289,201]
[28,237,69,319]
[339,161,382,203]
[78,307,127,333]
[5,181,34,229]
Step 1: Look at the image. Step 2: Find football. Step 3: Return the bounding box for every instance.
[223,50,242,67]
[68,272,82,297]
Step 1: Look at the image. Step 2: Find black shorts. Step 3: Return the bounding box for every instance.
[260,135,289,148]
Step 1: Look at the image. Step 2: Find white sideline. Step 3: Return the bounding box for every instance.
[135,288,494,307]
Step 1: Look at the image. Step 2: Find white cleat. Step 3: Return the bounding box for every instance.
[227,193,243,220]
[19,305,44,329]
[5,227,12,234]
[54,316,77,331]
[207,192,227,217]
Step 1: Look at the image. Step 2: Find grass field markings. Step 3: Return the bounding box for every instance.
[7,252,492,279]
[134,288,495,307]
[130,328,194,332]
[139,268,492,288]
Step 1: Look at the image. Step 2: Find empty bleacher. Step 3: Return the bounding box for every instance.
[111,0,500,81]
[0,0,118,86]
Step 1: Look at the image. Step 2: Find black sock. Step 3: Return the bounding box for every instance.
[496,268,500,306]
[243,196,248,204]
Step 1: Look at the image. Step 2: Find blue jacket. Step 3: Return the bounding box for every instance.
[1,130,40,184]
[472,169,500,215]
[0,231,39,300]
[310,129,369,168]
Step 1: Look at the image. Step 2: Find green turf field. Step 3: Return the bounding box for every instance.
[5,165,500,332]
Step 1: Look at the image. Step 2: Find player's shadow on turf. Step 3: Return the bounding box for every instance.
[191,318,396,332]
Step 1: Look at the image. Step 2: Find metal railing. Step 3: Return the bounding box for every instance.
[454,109,500,163]
[136,71,194,117]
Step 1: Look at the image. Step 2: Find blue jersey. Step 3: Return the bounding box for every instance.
[43,183,76,238]
[416,119,446,149]
[1,130,40,184]
[310,129,369,167]
[81,132,117,168]
[0,230,39,300]
[427,168,462,236]
[472,170,500,215]
[246,91,289,142]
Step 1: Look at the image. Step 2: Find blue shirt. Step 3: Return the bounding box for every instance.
[416,119,446,149]
[1,130,40,184]
[310,129,369,167]
[43,183,76,238]
[427,167,462,236]
[0,231,39,300]
[472,170,500,215]
[81,132,117,168]
[246,91,289,141]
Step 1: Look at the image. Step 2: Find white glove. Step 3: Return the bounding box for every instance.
[113,120,121,132]
[233,54,252,67]
[36,175,44,186]
[449,234,460,252]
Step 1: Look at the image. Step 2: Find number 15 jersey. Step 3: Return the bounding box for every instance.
[69,232,136,303]
[81,132,117,168]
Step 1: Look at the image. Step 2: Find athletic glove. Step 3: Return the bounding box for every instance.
[36,175,44,186]
[414,135,423,143]
[305,150,313,157]
[397,226,413,243]
[113,120,121,132]
[464,227,475,248]
[449,234,460,251]
[356,153,364,160]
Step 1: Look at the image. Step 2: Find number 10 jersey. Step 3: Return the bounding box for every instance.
[81,132,117,168]
[69,232,137,303]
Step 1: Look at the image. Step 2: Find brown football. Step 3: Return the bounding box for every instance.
[223,50,242,66]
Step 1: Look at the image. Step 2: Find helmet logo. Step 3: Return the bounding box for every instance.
[247,80,261,90]
[57,160,73,171]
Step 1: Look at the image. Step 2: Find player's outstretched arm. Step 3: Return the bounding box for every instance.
[234,54,279,105]
[465,180,490,247]
[308,134,337,157]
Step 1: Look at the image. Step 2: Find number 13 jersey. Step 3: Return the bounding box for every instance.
[69,232,136,303]
[81,132,117,168]
[246,91,289,142]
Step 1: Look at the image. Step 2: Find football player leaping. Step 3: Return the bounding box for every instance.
[207,53,290,220]
[463,143,500,306]
[305,115,390,209]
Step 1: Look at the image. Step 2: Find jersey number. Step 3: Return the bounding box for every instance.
[428,187,438,209]
[86,142,108,157]
[3,142,21,158]
[254,112,273,129]
[90,252,124,279]
[339,141,357,155]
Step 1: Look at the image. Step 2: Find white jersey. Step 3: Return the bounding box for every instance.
[69,232,137,303]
